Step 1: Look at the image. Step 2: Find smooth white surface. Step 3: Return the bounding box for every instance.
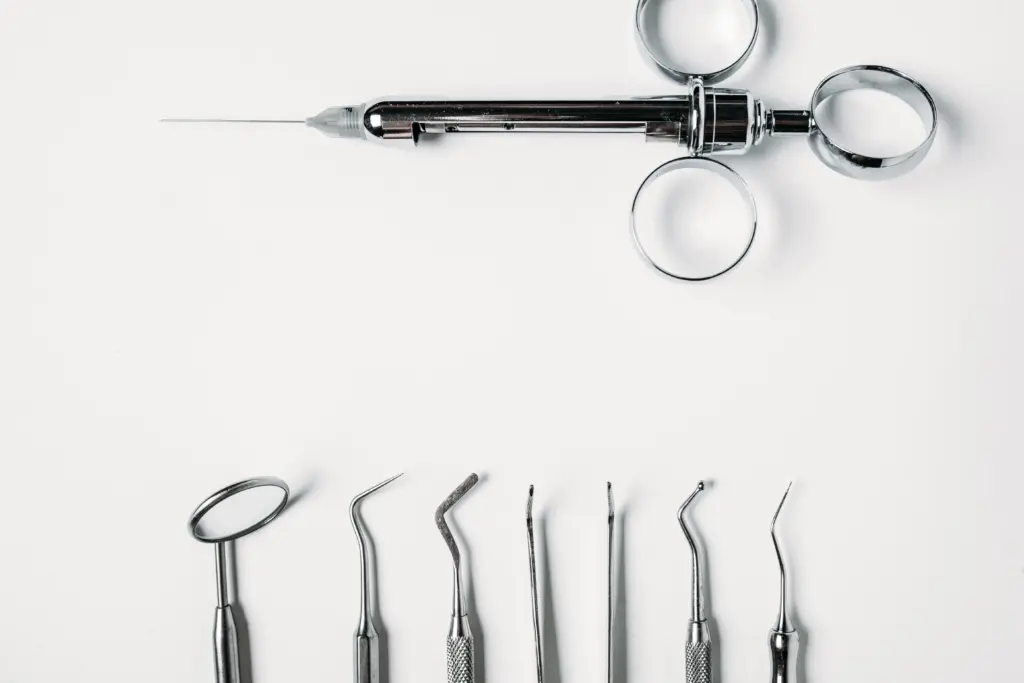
[0,0,1021,681]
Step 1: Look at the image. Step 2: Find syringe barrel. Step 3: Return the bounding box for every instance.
[360,88,766,153]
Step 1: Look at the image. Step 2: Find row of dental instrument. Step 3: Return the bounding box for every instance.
[189,475,798,683]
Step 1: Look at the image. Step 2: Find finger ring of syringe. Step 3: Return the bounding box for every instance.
[631,156,757,282]
[635,0,760,85]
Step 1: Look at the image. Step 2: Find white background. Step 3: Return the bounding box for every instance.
[0,0,1021,681]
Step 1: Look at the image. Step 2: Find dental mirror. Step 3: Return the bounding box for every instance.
[189,476,290,683]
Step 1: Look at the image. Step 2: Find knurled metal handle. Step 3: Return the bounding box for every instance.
[447,635,475,683]
[686,639,712,683]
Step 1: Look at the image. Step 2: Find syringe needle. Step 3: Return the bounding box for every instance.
[160,105,368,138]
[159,118,305,124]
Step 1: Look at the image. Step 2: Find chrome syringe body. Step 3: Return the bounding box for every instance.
[307,81,811,156]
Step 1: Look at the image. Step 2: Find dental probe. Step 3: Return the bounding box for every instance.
[350,473,403,683]
[769,483,797,683]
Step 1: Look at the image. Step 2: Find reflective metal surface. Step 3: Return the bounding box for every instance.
[526,486,544,683]
[189,476,290,544]
[165,0,937,281]
[634,0,760,85]
[607,483,615,683]
[189,477,290,683]
[362,99,692,142]
[335,89,765,154]
[351,474,403,683]
[436,474,479,683]
[334,68,931,180]
[768,484,799,683]
[304,64,930,280]
[213,603,240,683]
[678,482,711,683]
[631,156,757,281]
[809,65,938,180]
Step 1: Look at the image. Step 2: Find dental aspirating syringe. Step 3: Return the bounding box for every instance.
[163,0,937,281]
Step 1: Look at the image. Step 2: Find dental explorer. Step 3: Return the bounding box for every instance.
[436,473,480,683]
[768,483,797,683]
[678,481,711,683]
[350,473,403,683]
[526,485,544,683]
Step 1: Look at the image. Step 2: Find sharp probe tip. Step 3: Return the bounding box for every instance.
[772,482,792,531]
[351,472,404,508]
[771,482,794,632]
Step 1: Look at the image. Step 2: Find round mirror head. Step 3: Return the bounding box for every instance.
[189,476,290,543]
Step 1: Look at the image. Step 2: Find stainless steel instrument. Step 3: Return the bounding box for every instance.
[436,473,480,683]
[350,473,403,683]
[607,482,615,683]
[768,483,797,683]
[677,481,799,683]
[188,476,290,683]
[166,0,937,281]
[526,483,615,683]
[526,486,544,683]
[678,481,711,683]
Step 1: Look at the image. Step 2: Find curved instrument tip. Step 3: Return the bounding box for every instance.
[678,480,705,521]
[435,473,478,521]
[527,485,535,522]
[350,472,404,556]
[351,472,403,507]
[771,482,792,535]
[677,480,706,621]
[349,473,403,621]
[436,473,479,565]
[771,482,794,632]
[350,473,404,527]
